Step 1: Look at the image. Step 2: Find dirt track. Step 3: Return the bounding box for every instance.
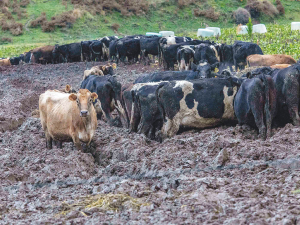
[1,62,300,224]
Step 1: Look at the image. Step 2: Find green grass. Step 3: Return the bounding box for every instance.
[0,0,300,58]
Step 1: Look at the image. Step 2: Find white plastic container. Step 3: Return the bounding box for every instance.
[146,32,162,37]
[237,25,248,35]
[206,27,221,36]
[159,31,175,37]
[291,22,300,31]
[197,29,214,37]
[253,24,267,34]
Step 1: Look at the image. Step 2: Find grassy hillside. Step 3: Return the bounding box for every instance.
[0,0,300,58]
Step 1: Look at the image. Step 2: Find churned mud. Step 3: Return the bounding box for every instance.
[1,62,300,224]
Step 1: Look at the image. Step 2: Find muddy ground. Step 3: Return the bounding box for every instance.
[1,62,300,224]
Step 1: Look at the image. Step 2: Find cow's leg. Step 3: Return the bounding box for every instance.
[45,132,53,149]
[284,77,300,126]
[162,117,180,138]
[250,94,266,139]
[72,135,82,151]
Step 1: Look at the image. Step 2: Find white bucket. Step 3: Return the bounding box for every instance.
[253,24,267,34]
[206,27,221,36]
[237,25,248,35]
[146,32,162,37]
[159,31,175,37]
[197,29,214,37]
[291,22,300,31]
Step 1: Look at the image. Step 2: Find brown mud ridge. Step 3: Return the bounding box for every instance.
[1,62,300,224]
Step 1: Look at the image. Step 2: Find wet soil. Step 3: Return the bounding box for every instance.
[1,62,300,224]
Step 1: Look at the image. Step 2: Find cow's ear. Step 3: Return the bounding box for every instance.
[65,85,71,92]
[69,93,77,101]
[102,66,106,71]
[91,93,98,102]
[246,72,252,79]
[211,62,219,70]
[191,62,197,71]
[112,63,117,69]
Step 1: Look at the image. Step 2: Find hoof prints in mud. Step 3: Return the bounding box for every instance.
[1,63,300,224]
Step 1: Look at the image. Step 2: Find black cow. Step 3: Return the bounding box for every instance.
[140,36,160,65]
[53,43,81,63]
[109,40,118,62]
[134,61,222,84]
[24,52,32,63]
[219,44,234,72]
[272,64,300,126]
[233,41,263,70]
[81,40,93,61]
[116,38,140,64]
[156,78,241,138]
[10,55,24,65]
[177,45,195,71]
[90,40,103,61]
[80,75,127,126]
[130,82,165,140]
[234,74,277,139]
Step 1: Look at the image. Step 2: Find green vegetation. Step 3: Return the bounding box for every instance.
[246,18,253,38]
[0,0,300,58]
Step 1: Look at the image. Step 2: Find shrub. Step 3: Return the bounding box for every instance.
[30,12,47,28]
[234,7,251,25]
[111,23,120,31]
[276,0,285,15]
[245,0,279,19]
[1,37,12,43]
[194,7,220,22]
[9,22,23,36]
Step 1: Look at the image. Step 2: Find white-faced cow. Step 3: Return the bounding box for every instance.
[39,89,98,150]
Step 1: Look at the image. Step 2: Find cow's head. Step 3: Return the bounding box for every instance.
[191,60,219,78]
[69,89,98,118]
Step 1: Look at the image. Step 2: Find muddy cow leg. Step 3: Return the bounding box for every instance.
[285,78,300,126]
[45,132,53,149]
[72,135,82,151]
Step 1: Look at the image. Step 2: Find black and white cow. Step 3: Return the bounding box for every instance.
[194,43,219,66]
[156,78,241,138]
[233,41,263,71]
[234,74,277,139]
[101,36,119,61]
[177,45,195,71]
[161,40,210,70]
[140,36,161,65]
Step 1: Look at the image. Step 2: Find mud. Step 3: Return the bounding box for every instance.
[1,62,300,224]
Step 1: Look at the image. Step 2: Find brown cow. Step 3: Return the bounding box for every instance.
[247,54,296,67]
[270,64,291,69]
[0,58,11,66]
[31,45,55,64]
[83,67,104,80]
[39,89,98,150]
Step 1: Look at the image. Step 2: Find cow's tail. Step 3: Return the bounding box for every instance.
[155,82,167,118]
[90,42,102,55]
[259,74,271,137]
[80,41,83,62]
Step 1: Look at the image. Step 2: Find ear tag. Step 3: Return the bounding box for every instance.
[214,68,219,73]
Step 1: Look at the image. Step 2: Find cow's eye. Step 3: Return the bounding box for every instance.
[90,98,93,103]
[76,99,79,104]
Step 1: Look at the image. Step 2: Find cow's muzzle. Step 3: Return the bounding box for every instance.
[80,110,89,117]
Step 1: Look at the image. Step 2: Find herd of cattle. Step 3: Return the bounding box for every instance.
[34,34,300,150]
[2,34,298,149]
